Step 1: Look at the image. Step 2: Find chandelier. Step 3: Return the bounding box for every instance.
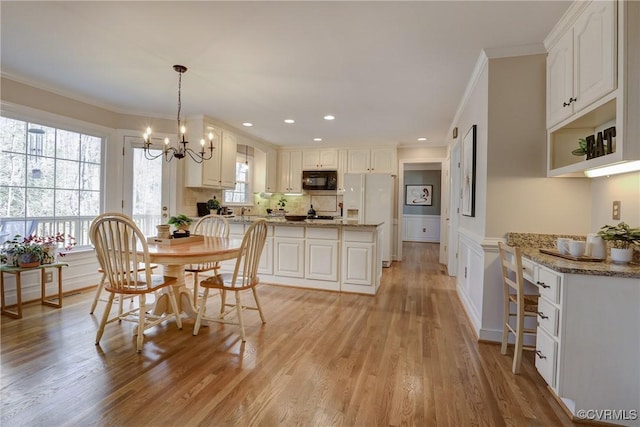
[143,65,214,163]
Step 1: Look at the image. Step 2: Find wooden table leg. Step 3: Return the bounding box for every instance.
[1,271,23,319]
[152,264,199,319]
[41,266,62,308]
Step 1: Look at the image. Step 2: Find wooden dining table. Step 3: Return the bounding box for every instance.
[144,235,243,319]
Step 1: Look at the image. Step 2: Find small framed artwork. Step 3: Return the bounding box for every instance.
[405,185,433,206]
[461,124,477,217]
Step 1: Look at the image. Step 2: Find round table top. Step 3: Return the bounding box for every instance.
[145,236,243,264]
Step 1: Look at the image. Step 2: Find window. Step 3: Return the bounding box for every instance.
[0,116,102,248]
[223,156,252,205]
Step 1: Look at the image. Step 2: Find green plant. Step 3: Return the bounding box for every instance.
[572,138,588,156]
[2,233,75,266]
[207,197,220,211]
[168,214,193,229]
[597,222,640,249]
[277,197,287,209]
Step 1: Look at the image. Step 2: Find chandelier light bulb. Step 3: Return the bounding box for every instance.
[180,125,186,135]
[164,138,170,145]
[200,139,205,147]
[208,132,214,140]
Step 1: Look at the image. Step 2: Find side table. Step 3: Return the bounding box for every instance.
[0,262,68,319]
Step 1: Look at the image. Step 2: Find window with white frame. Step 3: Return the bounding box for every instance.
[223,155,252,205]
[0,116,102,248]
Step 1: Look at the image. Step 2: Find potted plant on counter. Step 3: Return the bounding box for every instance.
[597,222,640,264]
[168,214,193,238]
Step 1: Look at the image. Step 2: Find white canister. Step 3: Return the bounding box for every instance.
[567,240,586,257]
[556,237,570,254]
[586,234,606,259]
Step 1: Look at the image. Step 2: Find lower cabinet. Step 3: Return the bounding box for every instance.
[305,228,339,281]
[274,227,304,278]
[341,228,381,294]
[527,258,640,423]
[257,237,273,275]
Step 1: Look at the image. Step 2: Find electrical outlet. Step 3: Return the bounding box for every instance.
[612,200,621,220]
[45,271,53,283]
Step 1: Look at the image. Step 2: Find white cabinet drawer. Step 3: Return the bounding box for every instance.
[536,267,561,304]
[536,297,558,337]
[343,230,374,243]
[535,327,558,388]
[275,225,304,238]
[522,257,535,283]
[306,227,338,240]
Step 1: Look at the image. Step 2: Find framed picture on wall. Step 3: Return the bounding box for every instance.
[461,124,477,217]
[405,185,433,206]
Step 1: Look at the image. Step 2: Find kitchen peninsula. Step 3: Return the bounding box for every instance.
[508,233,639,426]
[220,216,384,295]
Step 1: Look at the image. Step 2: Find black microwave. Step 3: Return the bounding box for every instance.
[302,170,338,191]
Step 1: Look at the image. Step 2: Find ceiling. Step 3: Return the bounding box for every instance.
[0,1,571,148]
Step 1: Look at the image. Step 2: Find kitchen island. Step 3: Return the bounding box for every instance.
[507,233,639,426]
[220,216,385,295]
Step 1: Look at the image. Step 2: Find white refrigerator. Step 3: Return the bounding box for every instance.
[343,173,394,267]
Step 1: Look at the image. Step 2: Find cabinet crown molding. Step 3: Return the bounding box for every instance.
[544,0,592,50]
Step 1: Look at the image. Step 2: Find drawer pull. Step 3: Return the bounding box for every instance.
[535,350,546,360]
[536,281,550,289]
[537,311,548,319]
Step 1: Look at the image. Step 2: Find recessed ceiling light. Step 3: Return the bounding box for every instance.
[323,115,335,121]
[242,122,253,127]
[417,137,427,141]
[284,119,295,124]
[313,138,323,142]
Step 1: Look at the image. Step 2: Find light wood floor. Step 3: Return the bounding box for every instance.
[1,242,577,426]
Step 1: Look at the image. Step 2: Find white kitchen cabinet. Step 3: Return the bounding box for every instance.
[543,1,640,178]
[305,228,339,281]
[337,149,348,193]
[546,0,616,128]
[219,131,237,188]
[346,147,396,174]
[277,150,303,193]
[258,237,274,275]
[274,226,304,277]
[526,257,640,423]
[185,120,237,189]
[254,148,278,193]
[302,149,338,170]
[341,228,381,294]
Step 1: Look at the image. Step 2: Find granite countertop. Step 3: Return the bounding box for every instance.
[508,232,640,279]
[227,216,383,228]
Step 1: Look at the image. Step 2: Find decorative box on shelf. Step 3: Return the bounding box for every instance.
[146,234,204,245]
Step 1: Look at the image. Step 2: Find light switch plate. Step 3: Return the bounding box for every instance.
[612,200,621,220]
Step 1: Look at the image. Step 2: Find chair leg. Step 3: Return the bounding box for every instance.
[501,294,510,355]
[193,287,210,335]
[236,291,246,342]
[137,293,146,352]
[512,308,525,374]
[90,274,107,314]
[219,289,227,318]
[192,271,199,308]
[95,292,115,345]
[166,286,183,330]
[252,287,266,324]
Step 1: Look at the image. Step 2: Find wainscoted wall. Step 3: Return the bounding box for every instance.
[403,215,440,242]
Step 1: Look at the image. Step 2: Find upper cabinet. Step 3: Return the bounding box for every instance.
[278,150,303,193]
[545,1,640,177]
[347,147,397,174]
[302,148,338,170]
[184,118,237,189]
[254,147,278,193]
[546,0,616,128]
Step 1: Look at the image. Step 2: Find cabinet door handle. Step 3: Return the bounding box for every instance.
[537,311,548,319]
[536,281,550,289]
[535,350,546,360]
[570,97,577,104]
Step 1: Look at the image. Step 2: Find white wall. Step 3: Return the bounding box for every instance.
[590,172,640,231]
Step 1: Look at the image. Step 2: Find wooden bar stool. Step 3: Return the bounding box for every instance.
[498,242,539,374]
